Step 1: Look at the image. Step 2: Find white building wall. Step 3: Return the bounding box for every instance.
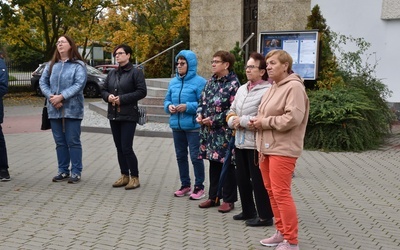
[311,0,400,102]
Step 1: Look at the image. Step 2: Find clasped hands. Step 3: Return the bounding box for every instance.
[108,94,120,106]
[231,116,260,130]
[248,116,262,131]
[168,104,187,114]
[196,114,212,127]
[49,94,64,109]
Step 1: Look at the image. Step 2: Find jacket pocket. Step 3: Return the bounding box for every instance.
[261,129,276,150]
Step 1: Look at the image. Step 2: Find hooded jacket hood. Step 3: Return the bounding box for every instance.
[175,50,198,80]
[275,73,304,87]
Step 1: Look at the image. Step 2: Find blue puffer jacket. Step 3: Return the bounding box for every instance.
[0,58,8,124]
[39,60,87,119]
[164,50,206,130]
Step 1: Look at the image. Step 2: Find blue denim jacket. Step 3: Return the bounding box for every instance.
[39,60,87,119]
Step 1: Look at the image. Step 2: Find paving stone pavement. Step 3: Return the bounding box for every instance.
[1,107,400,249]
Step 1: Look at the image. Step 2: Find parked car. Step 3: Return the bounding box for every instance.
[95,64,118,74]
[31,63,107,98]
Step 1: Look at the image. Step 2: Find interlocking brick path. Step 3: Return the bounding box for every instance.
[1,101,400,249]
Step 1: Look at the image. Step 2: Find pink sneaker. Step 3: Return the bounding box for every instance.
[260,230,284,247]
[189,187,205,200]
[174,186,191,197]
[275,240,299,250]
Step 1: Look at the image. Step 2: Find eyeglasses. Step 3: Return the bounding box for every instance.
[176,62,186,66]
[211,60,224,64]
[114,52,126,57]
[244,65,262,70]
[56,40,69,45]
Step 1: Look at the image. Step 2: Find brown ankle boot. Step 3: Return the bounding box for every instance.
[112,174,129,187]
[125,176,140,190]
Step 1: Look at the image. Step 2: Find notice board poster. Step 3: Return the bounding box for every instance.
[259,30,320,80]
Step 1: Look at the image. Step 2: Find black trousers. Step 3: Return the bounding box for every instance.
[235,148,273,220]
[208,160,237,203]
[110,120,138,177]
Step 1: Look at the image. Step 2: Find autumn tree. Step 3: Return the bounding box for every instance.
[100,0,190,77]
[0,0,190,77]
[0,0,112,62]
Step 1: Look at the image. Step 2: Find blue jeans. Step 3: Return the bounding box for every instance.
[50,118,83,176]
[110,120,138,177]
[0,124,8,170]
[172,130,205,189]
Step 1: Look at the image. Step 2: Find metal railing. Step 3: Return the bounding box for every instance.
[5,61,35,87]
[241,32,255,63]
[137,41,183,77]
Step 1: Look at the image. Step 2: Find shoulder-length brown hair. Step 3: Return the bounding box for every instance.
[49,35,84,72]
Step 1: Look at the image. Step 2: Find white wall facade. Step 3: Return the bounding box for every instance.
[311,0,400,102]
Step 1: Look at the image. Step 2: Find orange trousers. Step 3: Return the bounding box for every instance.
[259,154,298,245]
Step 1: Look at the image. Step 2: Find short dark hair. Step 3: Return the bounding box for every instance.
[249,52,268,81]
[213,50,235,71]
[113,44,133,57]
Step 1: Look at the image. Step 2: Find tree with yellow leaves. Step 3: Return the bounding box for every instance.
[0,0,190,77]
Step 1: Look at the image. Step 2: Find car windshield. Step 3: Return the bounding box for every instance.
[35,64,46,74]
[86,65,103,75]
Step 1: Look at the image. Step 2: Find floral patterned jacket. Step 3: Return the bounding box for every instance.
[198,71,240,163]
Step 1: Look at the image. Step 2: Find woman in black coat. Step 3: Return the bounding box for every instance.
[101,44,147,190]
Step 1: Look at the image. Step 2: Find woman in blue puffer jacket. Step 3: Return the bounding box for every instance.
[39,35,87,184]
[164,50,206,200]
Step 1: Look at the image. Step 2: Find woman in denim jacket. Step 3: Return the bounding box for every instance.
[39,35,87,184]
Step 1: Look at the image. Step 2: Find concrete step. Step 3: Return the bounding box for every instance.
[139,96,164,106]
[89,101,108,117]
[143,104,166,115]
[146,78,170,89]
[89,78,171,123]
[147,114,170,123]
[147,86,167,98]
[88,101,169,124]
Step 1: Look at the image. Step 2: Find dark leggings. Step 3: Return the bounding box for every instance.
[110,120,138,177]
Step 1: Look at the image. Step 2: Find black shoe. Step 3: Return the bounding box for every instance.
[233,212,256,221]
[0,169,10,181]
[245,217,274,227]
[68,174,81,184]
[52,172,70,182]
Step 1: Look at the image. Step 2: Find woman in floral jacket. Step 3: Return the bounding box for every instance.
[196,50,240,213]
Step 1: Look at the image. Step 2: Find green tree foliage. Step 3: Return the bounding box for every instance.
[305,5,394,151]
[230,41,246,84]
[0,0,189,78]
[306,5,343,89]
[0,0,112,61]
[306,86,382,151]
[100,0,190,77]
